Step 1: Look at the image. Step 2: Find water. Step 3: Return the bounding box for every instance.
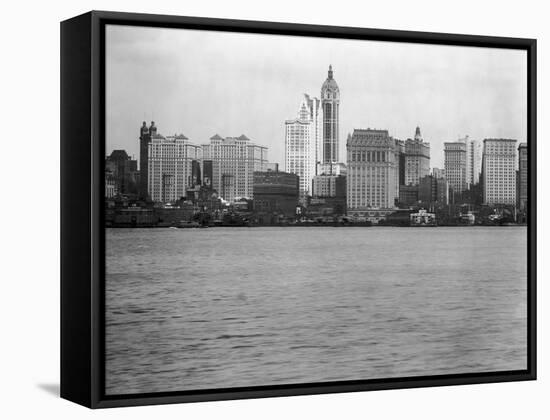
[105,226,527,395]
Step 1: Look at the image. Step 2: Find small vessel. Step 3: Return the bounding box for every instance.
[410,209,436,227]
[178,221,201,228]
[458,211,475,225]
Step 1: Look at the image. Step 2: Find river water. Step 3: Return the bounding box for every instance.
[105,226,527,395]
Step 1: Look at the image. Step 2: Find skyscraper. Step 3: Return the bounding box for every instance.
[285,95,320,202]
[304,94,323,168]
[404,127,430,186]
[105,149,139,196]
[139,121,154,200]
[321,65,340,164]
[347,129,398,210]
[147,132,202,203]
[444,141,467,194]
[202,134,268,202]
[463,135,482,188]
[482,138,517,205]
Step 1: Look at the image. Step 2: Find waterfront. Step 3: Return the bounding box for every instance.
[105,227,527,395]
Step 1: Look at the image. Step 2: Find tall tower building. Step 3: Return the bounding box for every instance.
[139,121,153,200]
[463,136,482,188]
[321,65,340,164]
[404,126,430,186]
[482,138,517,205]
[347,129,398,210]
[285,94,321,202]
[394,139,406,195]
[202,134,268,202]
[304,94,323,169]
[444,141,467,194]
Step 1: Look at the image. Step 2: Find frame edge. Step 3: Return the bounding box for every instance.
[60,11,95,408]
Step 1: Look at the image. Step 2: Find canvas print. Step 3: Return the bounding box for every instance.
[104,24,528,395]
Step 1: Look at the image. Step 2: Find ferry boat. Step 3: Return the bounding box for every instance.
[410,209,436,227]
[458,211,475,225]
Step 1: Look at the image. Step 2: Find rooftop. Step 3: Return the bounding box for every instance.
[348,129,393,147]
[483,138,518,142]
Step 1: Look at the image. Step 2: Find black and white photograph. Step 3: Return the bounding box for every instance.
[103,22,530,396]
[3,0,550,417]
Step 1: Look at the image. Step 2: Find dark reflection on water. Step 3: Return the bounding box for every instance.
[105,227,527,395]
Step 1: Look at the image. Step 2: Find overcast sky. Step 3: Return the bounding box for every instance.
[106,24,527,169]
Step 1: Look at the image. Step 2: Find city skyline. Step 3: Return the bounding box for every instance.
[106,25,527,170]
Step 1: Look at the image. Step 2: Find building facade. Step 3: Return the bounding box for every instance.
[311,163,347,217]
[105,171,117,198]
[317,162,346,176]
[482,138,517,205]
[312,174,346,198]
[253,169,299,221]
[465,136,482,188]
[432,167,446,179]
[347,129,398,211]
[148,133,202,203]
[139,121,155,199]
[404,127,430,186]
[517,143,528,215]
[395,139,406,185]
[321,65,340,164]
[444,141,467,194]
[105,149,139,196]
[304,94,323,168]
[399,185,419,206]
[285,95,320,202]
[419,175,449,205]
[203,134,268,202]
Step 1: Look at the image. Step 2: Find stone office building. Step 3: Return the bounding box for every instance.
[310,171,347,216]
[203,134,268,202]
[404,127,430,186]
[148,132,202,203]
[347,129,398,213]
[465,136,482,188]
[444,141,468,194]
[482,138,517,206]
[418,174,449,206]
[253,168,299,222]
[285,95,320,202]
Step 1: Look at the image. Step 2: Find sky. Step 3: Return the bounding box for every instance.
[106,24,527,169]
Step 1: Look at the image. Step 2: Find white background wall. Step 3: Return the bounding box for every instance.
[1,0,547,418]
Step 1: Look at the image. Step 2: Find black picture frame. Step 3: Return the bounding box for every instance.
[60,10,537,409]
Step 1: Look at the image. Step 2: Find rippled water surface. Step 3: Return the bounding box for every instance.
[105,227,527,395]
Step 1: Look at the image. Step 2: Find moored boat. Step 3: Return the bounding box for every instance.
[410,209,436,227]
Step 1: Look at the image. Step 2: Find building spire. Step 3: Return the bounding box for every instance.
[415,126,422,141]
[328,64,333,79]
